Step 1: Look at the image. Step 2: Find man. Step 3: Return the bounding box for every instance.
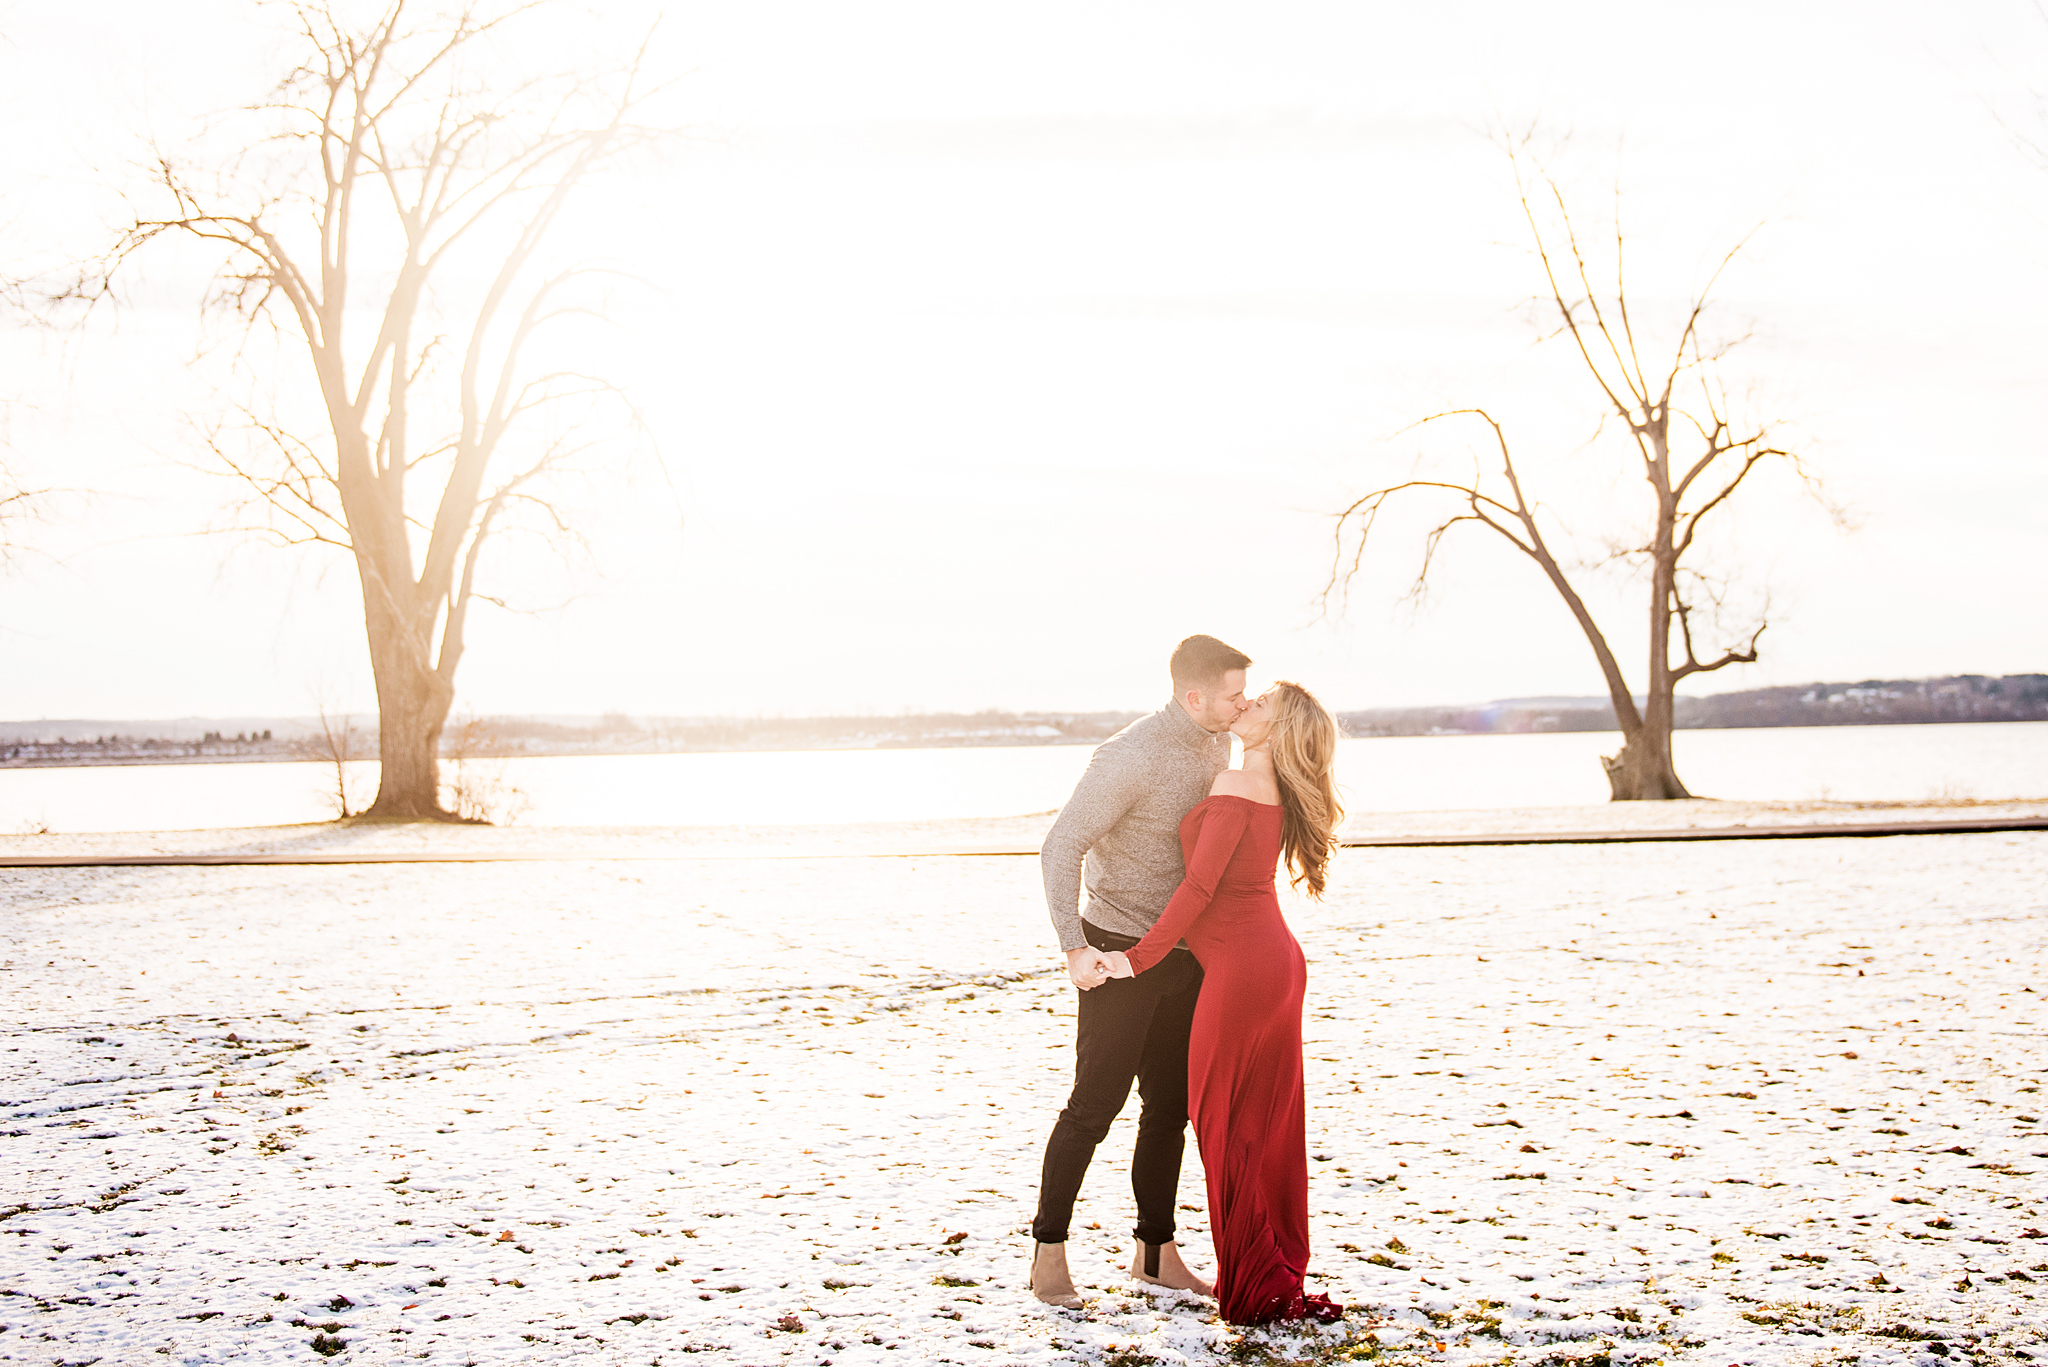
[1027,634,1252,1308]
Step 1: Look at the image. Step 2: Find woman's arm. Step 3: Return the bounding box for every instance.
[1109,799,1254,977]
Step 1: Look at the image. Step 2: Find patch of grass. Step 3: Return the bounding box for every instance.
[1739,1301,1864,1335]
[86,1182,140,1214]
[933,1274,978,1287]
[1871,1322,1943,1341]
[1225,1329,1385,1365]
[1461,1305,1504,1338]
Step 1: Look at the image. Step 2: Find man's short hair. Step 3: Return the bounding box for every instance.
[1170,635,1252,695]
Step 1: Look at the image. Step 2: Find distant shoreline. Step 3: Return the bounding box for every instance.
[5,675,2041,771]
[0,739,1111,771]
[0,735,1110,771]
[5,712,2046,772]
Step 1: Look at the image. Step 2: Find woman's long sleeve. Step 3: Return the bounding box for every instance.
[1123,799,1253,975]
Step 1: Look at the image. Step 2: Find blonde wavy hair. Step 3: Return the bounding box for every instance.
[1267,680,1344,899]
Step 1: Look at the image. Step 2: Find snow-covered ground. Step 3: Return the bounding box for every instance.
[2,814,2043,1364]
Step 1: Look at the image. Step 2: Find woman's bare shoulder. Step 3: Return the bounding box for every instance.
[1210,768,1281,804]
[1209,769,1261,797]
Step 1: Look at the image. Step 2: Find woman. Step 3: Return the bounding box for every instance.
[1101,681,1345,1325]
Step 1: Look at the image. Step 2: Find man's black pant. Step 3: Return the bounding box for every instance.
[1031,921,1204,1246]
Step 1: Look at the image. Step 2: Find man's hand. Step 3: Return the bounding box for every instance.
[1065,945,1115,991]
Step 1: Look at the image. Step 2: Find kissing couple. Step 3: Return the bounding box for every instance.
[1029,634,1347,1325]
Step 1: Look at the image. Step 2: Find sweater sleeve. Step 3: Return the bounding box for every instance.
[1040,742,1145,952]
[1123,798,1251,975]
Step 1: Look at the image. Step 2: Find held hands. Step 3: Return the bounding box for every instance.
[1064,946,1139,990]
[1065,946,1115,990]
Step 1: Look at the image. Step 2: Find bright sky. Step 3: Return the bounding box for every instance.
[2,1,2045,720]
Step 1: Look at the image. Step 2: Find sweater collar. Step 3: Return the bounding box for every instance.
[1162,698,1228,752]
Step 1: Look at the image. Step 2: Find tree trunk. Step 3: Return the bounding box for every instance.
[357,575,458,821]
[1600,712,1691,800]
[1607,452,1694,802]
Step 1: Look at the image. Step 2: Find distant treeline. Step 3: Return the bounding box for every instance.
[1337,674,2048,738]
[0,729,297,767]
[6,676,2043,768]
[0,710,1146,767]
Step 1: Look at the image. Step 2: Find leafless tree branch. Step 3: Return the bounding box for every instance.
[67,0,684,819]
[1326,133,1824,798]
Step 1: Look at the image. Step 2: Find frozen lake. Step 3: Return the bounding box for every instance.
[1,720,2043,834]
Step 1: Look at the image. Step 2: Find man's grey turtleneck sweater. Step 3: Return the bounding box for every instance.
[1041,700,1233,952]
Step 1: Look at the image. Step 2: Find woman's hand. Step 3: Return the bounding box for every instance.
[1064,945,1115,991]
[1101,950,1135,980]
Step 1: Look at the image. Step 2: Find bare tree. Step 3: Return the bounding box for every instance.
[73,1,673,819]
[1,281,54,576]
[0,457,48,573]
[1327,148,1823,800]
[0,365,61,591]
[442,711,530,823]
[1988,3,2048,173]
[311,701,365,818]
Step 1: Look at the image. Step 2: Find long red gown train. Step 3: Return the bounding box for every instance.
[1124,794,1334,1325]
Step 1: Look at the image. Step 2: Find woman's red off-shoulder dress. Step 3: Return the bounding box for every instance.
[1123,794,1341,1325]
